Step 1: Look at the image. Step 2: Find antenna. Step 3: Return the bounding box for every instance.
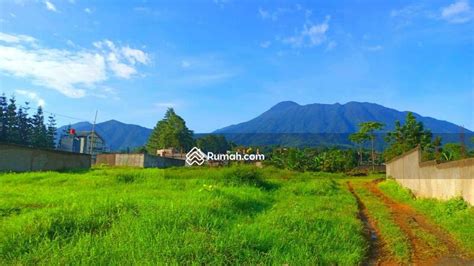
[89,110,98,155]
[460,125,466,158]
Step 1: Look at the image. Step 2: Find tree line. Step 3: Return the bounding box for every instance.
[142,107,472,174]
[145,108,234,155]
[0,94,57,149]
[267,112,473,173]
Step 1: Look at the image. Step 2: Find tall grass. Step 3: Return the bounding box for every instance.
[378,179,474,254]
[0,166,366,264]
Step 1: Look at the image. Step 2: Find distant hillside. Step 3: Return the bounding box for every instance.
[215,101,470,134]
[57,101,471,150]
[57,120,152,151]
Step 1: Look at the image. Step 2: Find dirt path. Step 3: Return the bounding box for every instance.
[347,182,398,266]
[365,179,473,265]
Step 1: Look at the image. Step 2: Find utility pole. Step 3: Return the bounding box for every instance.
[89,110,98,156]
[460,125,466,159]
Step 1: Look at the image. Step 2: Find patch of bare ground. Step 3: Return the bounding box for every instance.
[367,179,474,266]
[347,182,398,266]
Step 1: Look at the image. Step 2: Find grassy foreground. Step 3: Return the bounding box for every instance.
[0,166,366,265]
[378,180,474,254]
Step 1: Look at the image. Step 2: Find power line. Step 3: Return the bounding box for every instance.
[17,103,93,123]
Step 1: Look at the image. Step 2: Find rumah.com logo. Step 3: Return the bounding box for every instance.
[185,147,265,166]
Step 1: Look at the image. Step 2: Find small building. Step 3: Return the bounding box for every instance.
[76,131,106,155]
[156,148,186,160]
[58,134,80,153]
[59,131,106,155]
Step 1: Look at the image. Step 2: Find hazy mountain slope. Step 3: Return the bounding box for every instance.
[57,120,152,151]
[215,101,470,134]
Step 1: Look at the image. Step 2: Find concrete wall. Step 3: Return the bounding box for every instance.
[0,143,91,172]
[386,147,474,205]
[95,153,185,168]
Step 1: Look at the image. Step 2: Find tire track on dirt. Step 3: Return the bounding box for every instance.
[347,181,397,266]
[366,179,474,266]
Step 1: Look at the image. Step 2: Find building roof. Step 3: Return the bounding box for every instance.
[75,131,105,141]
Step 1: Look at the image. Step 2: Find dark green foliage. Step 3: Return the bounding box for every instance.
[46,114,57,148]
[383,112,434,161]
[17,103,31,146]
[146,108,194,154]
[30,106,48,148]
[5,96,19,143]
[350,121,384,170]
[0,94,56,149]
[441,143,464,161]
[196,134,234,153]
[0,94,7,141]
[267,147,357,173]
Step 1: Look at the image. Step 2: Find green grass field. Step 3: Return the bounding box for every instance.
[378,180,474,253]
[2,166,473,265]
[0,166,366,265]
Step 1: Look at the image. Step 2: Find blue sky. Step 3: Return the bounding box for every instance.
[0,0,473,132]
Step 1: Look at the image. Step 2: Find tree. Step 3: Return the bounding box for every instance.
[441,143,463,161]
[46,114,57,149]
[432,136,442,161]
[0,94,7,142]
[349,132,369,166]
[5,96,20,144]
[17,102,32,146]
[146,108,194,154]
[384,112,433,161]
[352,121,384,171]
[196,134,233,153]
[31,106,48,148]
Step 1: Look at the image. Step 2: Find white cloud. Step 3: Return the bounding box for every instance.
[15,89,46,107]
[260,41,271,48]
[90,39,149,78]
[391,1,472,26]
[441,0,473,23]
[44,0,57,12]
[283,15,330,47]
[107,52,136,78]
[121,46,150,65]
[84,8,92,14]
[0,32,36,43]
[258,5,303,21]
[0,33,150,98]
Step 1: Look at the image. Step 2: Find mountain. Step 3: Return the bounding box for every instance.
[57,101,471,150]
[215,101,470,134]
[57,120,152,151]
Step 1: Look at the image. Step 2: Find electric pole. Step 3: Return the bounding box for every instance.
[89,110,98,156]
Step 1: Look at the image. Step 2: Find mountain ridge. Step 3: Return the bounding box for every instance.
[215,101,470,134]
[58,101,471,151]
[57,120,152,151]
